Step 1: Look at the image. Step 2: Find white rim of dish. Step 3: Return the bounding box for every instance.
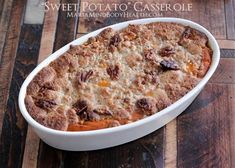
[18,17,220,136]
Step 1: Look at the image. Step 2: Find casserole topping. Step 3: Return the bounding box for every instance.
[160,60,180,70]
[25,22,212,131]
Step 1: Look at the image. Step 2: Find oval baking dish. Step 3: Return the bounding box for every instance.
[19,18,220,151]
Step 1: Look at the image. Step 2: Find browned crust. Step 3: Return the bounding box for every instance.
[27,66,56,95]
[147,22,186,41]
[25,95,47,125]
[25,22,212,131]
[178,26,208,54]
[46,112,67,131]
[181,26,208,46]
[197,47,212,78]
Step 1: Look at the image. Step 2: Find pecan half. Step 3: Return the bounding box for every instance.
[73,99,91,120]
[159,47,175,57]
[35,99,57,109]
[144,49,155,61]
[136,98,157,115]
[182,27,191,39]
[77,70,93,85]
[160,60,179,70]
[109,34,121,47]
[73,99,88,115]
[106,65,120,80]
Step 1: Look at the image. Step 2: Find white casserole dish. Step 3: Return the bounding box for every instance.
[18,17,220,151]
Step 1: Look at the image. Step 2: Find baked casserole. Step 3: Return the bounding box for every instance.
[25,22,212,131]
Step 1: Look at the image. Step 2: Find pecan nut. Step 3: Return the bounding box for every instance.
[77,70,93,85]
[136,98,157,115]
[35,99,57,109]
[144,49,155,61]
[73,99,90,120]
[109,34,121,47]
[73,100,88,113]
[160,60,179,70]
[106,65,120,80]
[182,27,192,39]
[159,47,175,57]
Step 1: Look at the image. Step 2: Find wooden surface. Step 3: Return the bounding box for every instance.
[0,0,235,167]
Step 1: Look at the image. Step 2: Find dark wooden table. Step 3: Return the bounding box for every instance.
[0,0,235,167]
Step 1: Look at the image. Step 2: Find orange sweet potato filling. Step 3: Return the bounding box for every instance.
[68,120,113,131]
[67,112,144,131]
[98,80,111,87]
[187,61,196,75]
